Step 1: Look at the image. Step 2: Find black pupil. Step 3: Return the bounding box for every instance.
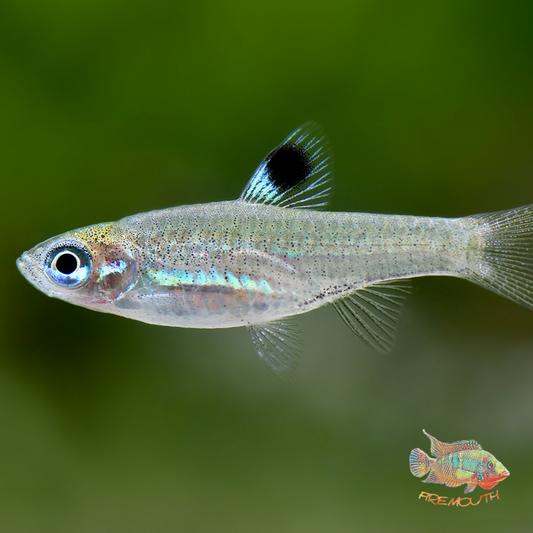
[56,252,79,275]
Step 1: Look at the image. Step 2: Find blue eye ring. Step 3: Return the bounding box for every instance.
[45,241,93,289]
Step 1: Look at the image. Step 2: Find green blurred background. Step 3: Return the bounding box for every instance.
[2,1,533,531]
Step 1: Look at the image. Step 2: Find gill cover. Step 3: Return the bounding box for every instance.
[44,237,137,304]
[89,244,138,302]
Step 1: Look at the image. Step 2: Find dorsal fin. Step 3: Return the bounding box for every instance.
[240,122,333,209]
[423,429,482,458]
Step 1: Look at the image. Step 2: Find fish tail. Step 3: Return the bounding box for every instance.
[409,448,433,477]
[466,204,533,310]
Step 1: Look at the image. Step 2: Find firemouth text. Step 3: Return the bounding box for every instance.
[418,490,500,507]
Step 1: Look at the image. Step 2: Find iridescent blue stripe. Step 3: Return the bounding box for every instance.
[146,267,275,294]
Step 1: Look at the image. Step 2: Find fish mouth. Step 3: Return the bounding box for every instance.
[17,252,42,290]
[16,252,32,278]
[17,250,63,299]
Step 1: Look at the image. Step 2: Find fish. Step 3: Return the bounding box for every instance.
[17,123,533,378]
[409,429,509,493]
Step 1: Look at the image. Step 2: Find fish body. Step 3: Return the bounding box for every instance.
[17,123,533,377]
[410,430,509,493]
[29,203,473,328]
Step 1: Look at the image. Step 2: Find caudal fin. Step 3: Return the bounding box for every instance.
[409,448,432,477]
[468,205,533,311]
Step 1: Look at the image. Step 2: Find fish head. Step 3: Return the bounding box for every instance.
[17,222,138,310]
[477,453,510,489]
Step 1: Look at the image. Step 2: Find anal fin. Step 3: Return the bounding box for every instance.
[248,319,302,380]
[332,280,411,354]
[423,471,446,486]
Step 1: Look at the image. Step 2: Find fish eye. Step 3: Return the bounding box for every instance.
[488,461,494,469]
[45,242,92,288]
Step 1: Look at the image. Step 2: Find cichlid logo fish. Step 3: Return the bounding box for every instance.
[409,430,509,494]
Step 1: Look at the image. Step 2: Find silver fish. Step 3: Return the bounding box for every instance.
[17,123,533,378]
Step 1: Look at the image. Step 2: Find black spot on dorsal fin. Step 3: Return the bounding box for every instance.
[240,122,334,209]
[264,144,313,192]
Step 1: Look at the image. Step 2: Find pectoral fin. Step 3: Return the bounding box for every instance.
[464,483,477,494]
[248,319,302,380]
